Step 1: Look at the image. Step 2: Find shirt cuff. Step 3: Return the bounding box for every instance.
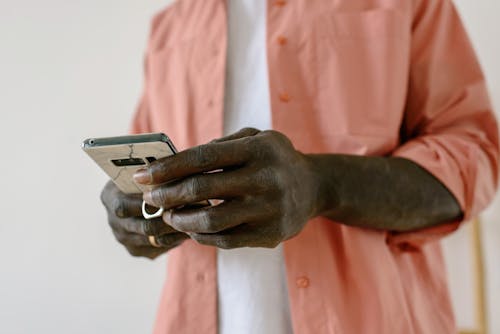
[387,135,473,250]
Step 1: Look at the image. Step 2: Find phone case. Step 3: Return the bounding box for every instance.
[82,134,176,194]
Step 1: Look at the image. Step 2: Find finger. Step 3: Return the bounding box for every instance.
[190,225,280,249]
[156,232,190,247]
[113,229,187,249]
[126,233,188,259]
[210,127,260,143]
[125,246,167,260]
[143,167,269,209]
[111,195,144,218]
[162,200,267,234]
[101,182,144,218]
[133,138,254,185]
[111,216,178,236]
[112,229,150,248]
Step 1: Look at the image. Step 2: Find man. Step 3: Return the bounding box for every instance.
[100,0,499,333]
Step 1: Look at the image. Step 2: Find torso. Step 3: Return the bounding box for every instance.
[146,1,459,333]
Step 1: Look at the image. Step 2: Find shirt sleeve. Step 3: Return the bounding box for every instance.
[129,8,171,135]
[387,0,499,250]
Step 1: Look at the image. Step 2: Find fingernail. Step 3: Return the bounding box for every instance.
[133,168,151,184]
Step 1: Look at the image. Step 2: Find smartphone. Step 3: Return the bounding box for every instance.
[82,133,177,194]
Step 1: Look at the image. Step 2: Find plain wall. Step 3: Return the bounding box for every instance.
[0,1,172,333]
[0,0,498,333]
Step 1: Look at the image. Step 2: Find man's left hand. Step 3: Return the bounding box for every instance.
[133,128,317,249]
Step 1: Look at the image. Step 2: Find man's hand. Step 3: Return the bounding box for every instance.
[132,127,462,250]
[100,181,189,259]
[133,128,317,249]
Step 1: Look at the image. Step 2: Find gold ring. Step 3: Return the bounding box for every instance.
[148,235,162,248]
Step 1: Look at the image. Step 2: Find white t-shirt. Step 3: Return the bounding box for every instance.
[218,1,293,334]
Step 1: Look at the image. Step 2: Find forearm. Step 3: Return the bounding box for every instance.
[306,154,462,232]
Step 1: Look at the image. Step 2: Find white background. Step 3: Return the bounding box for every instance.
[0,0,498,333]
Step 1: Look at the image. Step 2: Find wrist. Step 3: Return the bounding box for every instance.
[302,153,342,219]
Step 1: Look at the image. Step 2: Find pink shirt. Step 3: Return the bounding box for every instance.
[130,0,499,333]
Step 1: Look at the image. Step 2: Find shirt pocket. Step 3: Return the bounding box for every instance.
[148,34,216,106]
[298,9,411,138]
[328,9,408,39]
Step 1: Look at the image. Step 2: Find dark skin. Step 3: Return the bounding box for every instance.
[101,181,189,259]
[101,128,462,258]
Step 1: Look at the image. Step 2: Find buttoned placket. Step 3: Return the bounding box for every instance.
[268,0,313,294]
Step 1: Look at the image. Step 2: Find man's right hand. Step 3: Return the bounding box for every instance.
[100,181,189,259]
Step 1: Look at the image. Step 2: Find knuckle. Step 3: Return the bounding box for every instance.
[256,167,280,191]
[273,169,287,189]
[151,188,168,207]
[260,129,276,137]
[262,130,290,151]
[258,166,275,181]
[259,130,280,144]
[251,135,274,158]
[241,127,260,135]
[187,177,200,197]
[200,210,217,233]
[111,198,127,218]
[240,136,259,156]
[262,129,284,142]
[141,221,156,236]
[185,177,205,200]
[192,144,216,169]
[241,135,255,146]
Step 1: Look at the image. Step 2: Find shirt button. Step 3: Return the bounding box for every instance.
[279,93,291,103]
[274,0,287,6]
[196,273,205,282]
[296,277,310,288]
[277,36,288,46]
[207,99,214,107]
